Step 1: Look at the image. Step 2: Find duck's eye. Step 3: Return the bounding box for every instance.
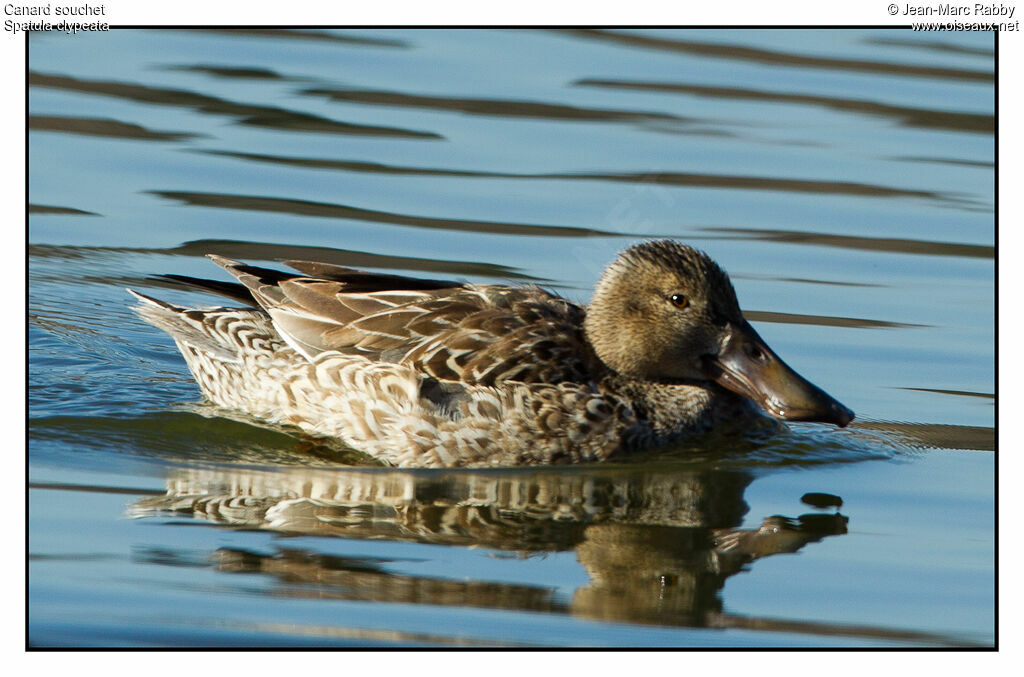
[669,293,689,309]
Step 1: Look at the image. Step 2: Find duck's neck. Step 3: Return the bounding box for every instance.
[600,373,758,441]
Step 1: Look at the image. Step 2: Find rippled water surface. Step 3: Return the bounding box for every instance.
[27,28,994,647]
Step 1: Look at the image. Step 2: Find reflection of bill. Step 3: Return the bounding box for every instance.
[129,464,870,639]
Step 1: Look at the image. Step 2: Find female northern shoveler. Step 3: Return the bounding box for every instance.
[130,240,853,467]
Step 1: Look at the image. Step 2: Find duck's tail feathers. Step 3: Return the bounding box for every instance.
[128,289,247,362]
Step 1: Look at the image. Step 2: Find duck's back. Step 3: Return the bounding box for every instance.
[208,257,600,387]
[131,260,631,467]
[350,286,595,385]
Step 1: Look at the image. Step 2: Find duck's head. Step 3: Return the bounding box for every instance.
[584,240,854,427]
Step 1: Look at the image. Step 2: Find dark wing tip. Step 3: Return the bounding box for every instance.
[285,259,465,293]
[152,274,259,306]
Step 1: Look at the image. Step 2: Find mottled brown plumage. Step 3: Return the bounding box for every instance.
[131,240,853,467]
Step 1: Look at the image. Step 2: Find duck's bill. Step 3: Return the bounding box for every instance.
[702,321,854,427]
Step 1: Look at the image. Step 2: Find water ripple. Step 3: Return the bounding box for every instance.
[29,71,441,139]
[701,226,993,259]
[30,114,198,142]
[560,29,993,82]
[195,149,959,204]
[574,79,993,134]
[301,86,694,124]
[147,190,633,238]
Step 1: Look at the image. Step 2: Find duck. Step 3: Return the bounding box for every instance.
[130,240,853,467]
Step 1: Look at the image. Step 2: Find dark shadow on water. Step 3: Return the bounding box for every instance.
[300,86,693,124]
[900,386,994,401]
[147,190,635,238]
[862,36,995,58]
[732,272,887,288]
[29,204,99,216]
[160,64,296,81]
[29,71,440,140]
[28,241,539,282]
[183,28,412,49]
[700,226,994,259]
[558,29,993,82]
[889,155,994,169]
[573,79,994,135]
[29,115,199,142]
[194,149,964,205]
[744,310,928,330]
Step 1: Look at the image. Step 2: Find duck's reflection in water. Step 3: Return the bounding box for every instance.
[132,464,866,636]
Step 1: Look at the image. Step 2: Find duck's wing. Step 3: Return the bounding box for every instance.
[211,256,596,385]
[375,286,596,385]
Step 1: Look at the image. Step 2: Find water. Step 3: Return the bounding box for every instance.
[27,28,994,647]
